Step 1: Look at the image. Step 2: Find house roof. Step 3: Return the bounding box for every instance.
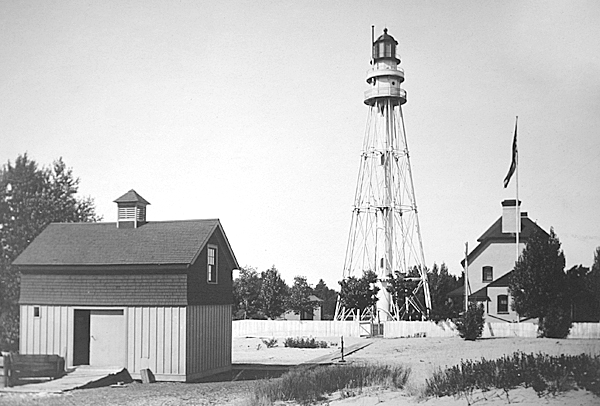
[469,286,490,301]
[486,271,513,288]
[447,285,490,301]
[461,215,547,266]
[13,219,238,268]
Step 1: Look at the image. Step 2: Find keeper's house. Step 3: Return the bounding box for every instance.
[12,190,239,382]
[448,200,547,323]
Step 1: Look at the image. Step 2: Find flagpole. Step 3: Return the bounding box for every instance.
[464,242,468,313]
[515,116,519,263]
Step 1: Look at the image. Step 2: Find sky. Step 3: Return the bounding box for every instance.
[2,0,599,289]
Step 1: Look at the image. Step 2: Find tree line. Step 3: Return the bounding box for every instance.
[336,263,464,321]
[233,263,465,322]
[233,266,338,320]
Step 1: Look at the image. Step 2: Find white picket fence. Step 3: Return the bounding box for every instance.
[233,320,362,338]
[382,320,458,338]
[233,320,600,339]
[568,323,600,339]
[482,322,538,338]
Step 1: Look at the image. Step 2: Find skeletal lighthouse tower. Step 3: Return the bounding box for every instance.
[335,28,431,321]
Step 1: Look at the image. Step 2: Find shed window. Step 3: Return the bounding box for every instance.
[207,246,218,284]
[34,306,40,317]
[482,266,493,282]
[497,295,509,314]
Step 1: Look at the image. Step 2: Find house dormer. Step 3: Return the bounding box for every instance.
[114,189,150,229]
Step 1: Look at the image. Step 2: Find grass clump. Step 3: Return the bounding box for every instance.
[250,363,410,405]
[283,336,329,349]
[261,338,278,348]
[424,352,600,403]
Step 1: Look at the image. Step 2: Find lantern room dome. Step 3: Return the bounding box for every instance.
[375,28,397,43]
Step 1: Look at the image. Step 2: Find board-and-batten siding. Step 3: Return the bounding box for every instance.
[126,306,187,381]
[20,305,72,364]
[187,304,232,380]
[20,304,232,382]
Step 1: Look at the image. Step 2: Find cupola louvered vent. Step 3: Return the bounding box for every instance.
[118,206,136,220]
[113,190,151,229]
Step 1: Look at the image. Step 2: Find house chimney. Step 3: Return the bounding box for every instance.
[501,199,521,233]
[114,190,150,229]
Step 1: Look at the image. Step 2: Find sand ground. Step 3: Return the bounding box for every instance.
[236,335,600,405]
[1,336,598,405]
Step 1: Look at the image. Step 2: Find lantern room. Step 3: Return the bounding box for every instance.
[372,28,400,64]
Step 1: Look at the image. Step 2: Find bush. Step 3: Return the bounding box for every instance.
[424,352,600,402]
[283,337,329,349]
[251,363,410,405]
[455,302,484,341]
[539,305,572,338]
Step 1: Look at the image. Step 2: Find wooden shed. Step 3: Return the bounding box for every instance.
[12,190,239,382]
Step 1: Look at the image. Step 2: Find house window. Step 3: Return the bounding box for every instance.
[34,306,40,317]
[482,266,493,282]
[207,246,218,284]
[498,295,509,314]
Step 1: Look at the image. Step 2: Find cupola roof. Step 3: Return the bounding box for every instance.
[113,189,150,205]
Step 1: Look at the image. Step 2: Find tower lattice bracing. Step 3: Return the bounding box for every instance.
[335,28,431,321]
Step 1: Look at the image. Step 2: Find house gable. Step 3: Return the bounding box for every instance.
[187,225,237,306]
[462,216,547,267]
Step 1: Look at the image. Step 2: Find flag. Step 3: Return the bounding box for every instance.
[503,117,518,188]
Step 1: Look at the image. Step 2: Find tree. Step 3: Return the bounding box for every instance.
[0,154,100,350]
[387,270,420,320]
[508,227,571,338]
[338,270,379,316]
[386,266,431,320]
[233,266,264,320]
[566,250,600,322]
[313,279,337,320]
[258,266,288,319]
[287,276,315,318]
[589,247,600,316]
[427,263,463,321]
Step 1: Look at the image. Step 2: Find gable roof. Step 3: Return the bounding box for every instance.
[461,216,547,266]
[13,219,238,269]
[469,286,491,301]
[447,285,490,301]
[486,270,513,288]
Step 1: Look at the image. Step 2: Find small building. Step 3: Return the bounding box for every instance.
[12,190,239,381]
[283,295,323,320]
[448,200,548,322]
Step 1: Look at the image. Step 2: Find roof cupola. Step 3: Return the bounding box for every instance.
[114,189,150,229]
